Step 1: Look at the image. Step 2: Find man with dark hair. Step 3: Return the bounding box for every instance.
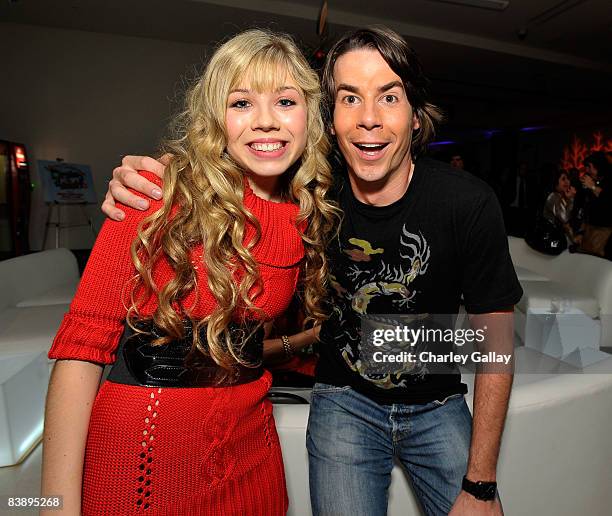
[580,152,611,258]
[102,26,521,516]
[450,154,465,170]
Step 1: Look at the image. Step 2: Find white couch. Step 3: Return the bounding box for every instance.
[0,249,79,465]
[0,249,79,368]
[508,236,612,348]
[273,351,612,516]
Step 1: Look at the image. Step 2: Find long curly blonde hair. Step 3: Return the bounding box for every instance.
[127,29,339,371]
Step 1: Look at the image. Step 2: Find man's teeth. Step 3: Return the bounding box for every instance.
[356,143,386,151]
[251,142,284,151]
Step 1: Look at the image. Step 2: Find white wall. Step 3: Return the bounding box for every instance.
[0,23,208,250]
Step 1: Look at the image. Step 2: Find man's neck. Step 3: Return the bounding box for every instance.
[348,160,415,207]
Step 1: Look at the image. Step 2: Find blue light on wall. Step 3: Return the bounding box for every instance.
[428,140,456,147]
[519,126,548,132]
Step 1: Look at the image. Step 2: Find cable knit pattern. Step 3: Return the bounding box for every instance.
[82,372,287,515]
[49,171,299,515]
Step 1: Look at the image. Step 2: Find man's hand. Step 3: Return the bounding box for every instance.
[449,490,503,515]
[101,154,171,221]
[580,174,595,190]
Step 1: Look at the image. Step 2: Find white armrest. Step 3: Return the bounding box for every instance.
[0,249,79,310]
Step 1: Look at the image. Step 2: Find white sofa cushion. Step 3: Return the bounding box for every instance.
[508,237,612,315]
[0,305,68,359]
[15,282,79,308]
[0,249,79,311]
[514,266,550,282]
[517,280,599,319]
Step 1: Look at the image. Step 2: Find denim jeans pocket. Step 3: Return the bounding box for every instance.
[432,392,464,406]
[311,382,352,395]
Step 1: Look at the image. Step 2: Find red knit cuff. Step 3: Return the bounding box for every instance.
[48,313,123,365]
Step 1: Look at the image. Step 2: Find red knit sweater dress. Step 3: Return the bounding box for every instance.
[48,172,304,515]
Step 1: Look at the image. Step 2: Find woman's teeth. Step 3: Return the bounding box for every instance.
[250,142,284,152]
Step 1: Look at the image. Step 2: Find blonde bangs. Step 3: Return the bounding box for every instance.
[235,51,295,94]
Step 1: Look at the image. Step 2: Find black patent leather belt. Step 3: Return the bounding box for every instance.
[106,320,264,388]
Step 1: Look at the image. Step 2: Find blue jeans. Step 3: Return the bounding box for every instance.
[306,383,472,516]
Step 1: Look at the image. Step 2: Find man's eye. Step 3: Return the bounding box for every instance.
[278,98,296,107]
[343,95,358,104]
[231,100,250,109]
[383,94,398,103]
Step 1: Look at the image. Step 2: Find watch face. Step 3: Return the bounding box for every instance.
[483,484,497,499]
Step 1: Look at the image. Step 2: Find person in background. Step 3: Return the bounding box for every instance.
[41,29,338,515]
[543,169,581,247]
[503,161,536,237]
[450,153,465,170]
[568,171,587,251]
[580,152,611,259]
[509,162,530,210]
[537,163,559,207]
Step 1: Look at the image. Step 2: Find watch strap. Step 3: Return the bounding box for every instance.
[462,476,497,501]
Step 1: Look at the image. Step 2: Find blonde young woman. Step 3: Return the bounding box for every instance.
[41,30,337,515]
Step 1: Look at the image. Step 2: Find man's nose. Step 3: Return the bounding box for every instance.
[357,100,382,130]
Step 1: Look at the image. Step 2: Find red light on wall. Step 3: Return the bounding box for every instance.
[14,146,27,169]
[560,132,612,171]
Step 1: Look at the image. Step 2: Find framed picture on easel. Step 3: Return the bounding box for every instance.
[38,160,97,248]
[38,160,97,204]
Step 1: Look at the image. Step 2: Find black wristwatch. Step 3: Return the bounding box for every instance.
[461,476,497,501]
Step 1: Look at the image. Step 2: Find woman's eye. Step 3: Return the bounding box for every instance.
[278,98,296,107]
[230,100,250,109]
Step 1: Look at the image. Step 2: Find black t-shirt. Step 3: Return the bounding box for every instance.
[585,175,612,227]
[316,157,523,404]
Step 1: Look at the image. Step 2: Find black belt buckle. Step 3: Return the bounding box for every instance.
[121,320,265,387]
[123,324,194,387]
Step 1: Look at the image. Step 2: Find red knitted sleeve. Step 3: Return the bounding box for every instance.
[48,171,163,364]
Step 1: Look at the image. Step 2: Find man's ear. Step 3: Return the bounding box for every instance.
[330,124,336,136]
[412,112,421,131]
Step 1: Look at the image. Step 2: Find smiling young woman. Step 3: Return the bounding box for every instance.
[225,80,308,199]
[41,29,339,516]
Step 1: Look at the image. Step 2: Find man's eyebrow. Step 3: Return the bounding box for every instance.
[336,83,359,94]
[378,80,403,93]
[335,81,404,94]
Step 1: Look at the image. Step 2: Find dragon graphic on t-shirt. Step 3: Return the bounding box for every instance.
[329,225,432,388]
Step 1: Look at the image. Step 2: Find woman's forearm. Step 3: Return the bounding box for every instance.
[263,326,320,363]
[41,360,104,515]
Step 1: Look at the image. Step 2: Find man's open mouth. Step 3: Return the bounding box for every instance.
[353,142,389,155]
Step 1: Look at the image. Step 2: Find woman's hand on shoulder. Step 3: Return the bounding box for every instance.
[102,154,171,221]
